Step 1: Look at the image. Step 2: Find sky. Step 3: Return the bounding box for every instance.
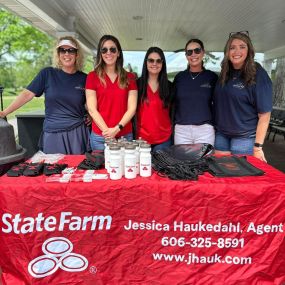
[124,51,265,76]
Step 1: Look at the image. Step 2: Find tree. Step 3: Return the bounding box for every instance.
[0,8,53,61]
[0,8,54,90]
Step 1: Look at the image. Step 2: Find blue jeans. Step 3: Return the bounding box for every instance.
[151,138,172,152]
[214,132,255,155]
[90,131,133,150]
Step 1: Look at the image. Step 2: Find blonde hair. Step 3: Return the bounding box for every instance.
[95,35,128,89]
[53,36,84,71]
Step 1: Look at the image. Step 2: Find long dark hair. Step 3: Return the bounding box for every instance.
[138,47,171,108]
[95,34,128,88]
[185,38,205,70]
[220,33,256,86]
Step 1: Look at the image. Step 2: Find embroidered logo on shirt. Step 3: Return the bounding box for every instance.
[232,82,245,89]
[75,86,85,90]
[200,83,212,88]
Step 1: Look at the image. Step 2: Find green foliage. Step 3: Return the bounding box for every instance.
[83,55,94,74]
[167,71,179,82]
[0,8,54,89]
[0,8,54,60]
[3,95,45,120]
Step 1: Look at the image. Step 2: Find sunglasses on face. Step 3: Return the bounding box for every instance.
[58,47,77,54]
[185,47,202,56]
[146,58,163,64]
[100,47,117,54]
[229,31,249,38]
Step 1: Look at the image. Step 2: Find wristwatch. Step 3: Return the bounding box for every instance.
[254,143,263,148]
[118,124,124,130]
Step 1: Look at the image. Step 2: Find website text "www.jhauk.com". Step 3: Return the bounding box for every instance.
[152,252,252,265]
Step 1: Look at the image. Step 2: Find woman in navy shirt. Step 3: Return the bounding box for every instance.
[0,36,90,154]
[214,31,272,162]
[174,39,218,146]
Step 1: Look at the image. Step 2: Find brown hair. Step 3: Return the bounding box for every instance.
[220,33,256,86]
[94,35,128,88]
[53,36,84,71]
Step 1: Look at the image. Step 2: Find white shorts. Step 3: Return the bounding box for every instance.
[174,124,215,146]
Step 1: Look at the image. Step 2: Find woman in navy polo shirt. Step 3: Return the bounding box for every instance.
[85,35,138,150]
[213,31,272,161]
[174,39,218,146]
[136,47,173,151]
[0,36,90,154]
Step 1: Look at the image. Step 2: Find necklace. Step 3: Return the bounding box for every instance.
[190,71,202,80]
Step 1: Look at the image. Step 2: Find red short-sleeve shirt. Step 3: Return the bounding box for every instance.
[86,71,137,136]
[137,85,172,144]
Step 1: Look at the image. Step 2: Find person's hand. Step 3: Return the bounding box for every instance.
[0,110,7,118]
[84,114,92,126]
[253,148,267,162]
[102,127,120,139]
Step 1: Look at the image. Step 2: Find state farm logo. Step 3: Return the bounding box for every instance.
[1,212,112,234]
[28,237,88,278]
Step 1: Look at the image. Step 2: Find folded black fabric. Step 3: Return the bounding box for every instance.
[78,159,102,170]
[23,163,44,177]
[7,162,29,177]
[206,156,265,177]
[78,151,104,170]
[43,163,68,176]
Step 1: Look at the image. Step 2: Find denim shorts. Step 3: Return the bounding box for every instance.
[90,131,133,150]
[151,138,172,152]
[214,132,255,155]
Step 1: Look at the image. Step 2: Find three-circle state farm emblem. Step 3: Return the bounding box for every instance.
[28,237,88,278]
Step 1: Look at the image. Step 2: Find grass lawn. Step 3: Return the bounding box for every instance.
[2,95,45,120]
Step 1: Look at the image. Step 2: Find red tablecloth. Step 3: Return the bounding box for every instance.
[0,156,285,285]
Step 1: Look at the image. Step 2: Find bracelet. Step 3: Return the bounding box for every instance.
[117,124,123,130]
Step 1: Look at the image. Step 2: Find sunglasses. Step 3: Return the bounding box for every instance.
[101,47,117,54]
[146,58,163,64]
[58,47,77,54]
[229,31,249,38]
[185,48,202,56]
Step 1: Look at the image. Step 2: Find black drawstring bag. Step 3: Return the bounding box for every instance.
[152,144,213,180]
[161,143,214,161]
[206,156,265,177]
[78,151,104,170]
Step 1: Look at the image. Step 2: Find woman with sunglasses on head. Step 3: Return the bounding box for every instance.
[173,39,218,146]
[85,35,138,150]
[136,47,173,151]
[0,36,90,154]
[213,31,272,161]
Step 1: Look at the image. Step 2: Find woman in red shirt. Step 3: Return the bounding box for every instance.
[86,35,138,150]
[136,47,173,151]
